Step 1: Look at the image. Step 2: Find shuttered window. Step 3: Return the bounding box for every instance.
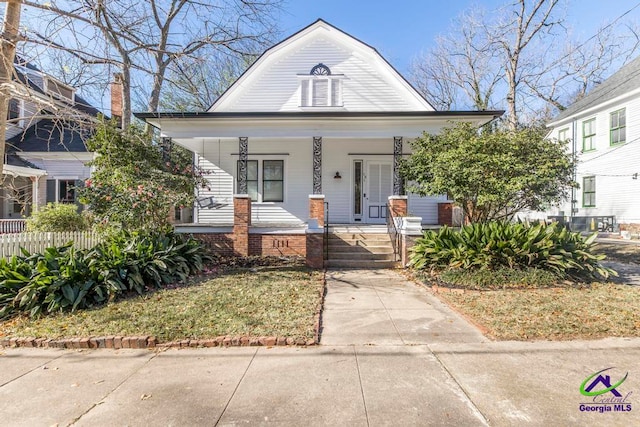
[300,78,342,107]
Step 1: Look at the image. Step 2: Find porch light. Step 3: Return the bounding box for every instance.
[334,172,342,179]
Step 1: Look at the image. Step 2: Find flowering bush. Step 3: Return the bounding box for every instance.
[79,120,207,232]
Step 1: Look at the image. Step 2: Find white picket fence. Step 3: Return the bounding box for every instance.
[0,231,102,258]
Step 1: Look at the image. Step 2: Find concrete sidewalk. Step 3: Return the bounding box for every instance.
[1,269,639,426]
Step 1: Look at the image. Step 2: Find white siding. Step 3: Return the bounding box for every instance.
[25,159,91,181]
[195,137,444,225]
[212,24,431,113]
[196,139,311,225]
[547,95,640,223]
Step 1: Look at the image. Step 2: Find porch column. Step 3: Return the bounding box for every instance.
[30,176,39,212]
[393,136,404,195]
[312,136,322,194]
[238,137,249,194]
[161,137,173,162]
[233,195,251,256]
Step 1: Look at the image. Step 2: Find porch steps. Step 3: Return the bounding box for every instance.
[326,233,400,269]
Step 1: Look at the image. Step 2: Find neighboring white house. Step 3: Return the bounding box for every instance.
[546,55,640,231]
[2,58,100,221]
[137,19,502,228]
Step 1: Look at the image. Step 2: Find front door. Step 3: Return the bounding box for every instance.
[365,161,392,224]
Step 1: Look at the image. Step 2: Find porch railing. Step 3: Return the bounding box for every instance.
[386,203,400,261]
[0,219,27,234]
[324,202,329,264]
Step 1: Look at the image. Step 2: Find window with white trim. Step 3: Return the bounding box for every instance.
[236,160,284,203]
[299,63,343,107]
[45,77,75,103]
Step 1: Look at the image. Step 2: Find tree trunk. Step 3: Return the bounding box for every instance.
[0,0,22,176]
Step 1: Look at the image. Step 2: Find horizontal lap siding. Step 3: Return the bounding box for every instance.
[220,37,426,112]
[568,97,640,223]
[196,139,311,225]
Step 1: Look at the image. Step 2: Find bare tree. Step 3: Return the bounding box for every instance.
[410,0,640,128]
[0,0,23,176]
[20,0,282,126]
[411,8,502,111]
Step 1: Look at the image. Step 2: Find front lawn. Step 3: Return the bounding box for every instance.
[0,267,324,343]
[435,282,640,340]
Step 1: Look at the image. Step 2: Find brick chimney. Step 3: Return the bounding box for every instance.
[110,73,123,128]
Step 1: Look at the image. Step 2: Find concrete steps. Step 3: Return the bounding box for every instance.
[326,233,400,269]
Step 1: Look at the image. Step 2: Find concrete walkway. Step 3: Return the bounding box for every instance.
[1,269,640,426]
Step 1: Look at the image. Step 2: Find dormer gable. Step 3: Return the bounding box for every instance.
[209,19,434,113]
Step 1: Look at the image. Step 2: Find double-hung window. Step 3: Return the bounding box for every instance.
[610,108,626,145]
[582,119,595,152]
[299,63,343,107]
[557,128,569,143]
[237,160,284,202]
[583,176,596,207]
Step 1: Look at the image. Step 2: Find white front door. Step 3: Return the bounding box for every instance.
[365,161,392,224]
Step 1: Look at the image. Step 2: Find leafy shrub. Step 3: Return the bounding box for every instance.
[0,232,212,320]
[409,222,615,281]
[26,203,90,232]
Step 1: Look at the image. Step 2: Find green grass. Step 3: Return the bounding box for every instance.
[0,267,324,342]
[437,283,640,340]
[436,267,559,290]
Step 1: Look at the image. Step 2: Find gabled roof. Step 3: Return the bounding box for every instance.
[551,55,640,124]
[208,19,434,112]
[7,118,91,153]
[13,56,102,117]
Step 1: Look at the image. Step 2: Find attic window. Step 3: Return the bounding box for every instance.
[45,78,75,103]
[299,63,343,107]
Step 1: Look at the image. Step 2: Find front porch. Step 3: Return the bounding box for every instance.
[176,194,455,269]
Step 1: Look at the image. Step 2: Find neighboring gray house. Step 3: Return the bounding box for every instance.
[2,57,100,221]
[546,55,640,232]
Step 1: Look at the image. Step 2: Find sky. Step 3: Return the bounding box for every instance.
[276,0,640,75]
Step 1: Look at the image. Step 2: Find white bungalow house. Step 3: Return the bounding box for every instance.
[137,19,502,266]
[2,58,100,230]
[546,55,640,233]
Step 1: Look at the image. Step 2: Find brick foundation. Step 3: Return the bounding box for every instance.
[192,233,235,256]
[438,202,454,226]
[249,234,306,257]
[306,232,324,268]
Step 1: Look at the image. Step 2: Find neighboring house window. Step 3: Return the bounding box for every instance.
[7,98,20,123]
[236,160,284,203]
[299,63,343,107]
[45,77,75,103]
[582,119,595,152]
[583,176,596,207]
[557,128,569,142]
[610,108,626,145]
[59,180,76,203]
[46,179,82,204]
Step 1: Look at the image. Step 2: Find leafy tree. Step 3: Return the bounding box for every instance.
[79,120,206,232]
[400,122,576,223]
